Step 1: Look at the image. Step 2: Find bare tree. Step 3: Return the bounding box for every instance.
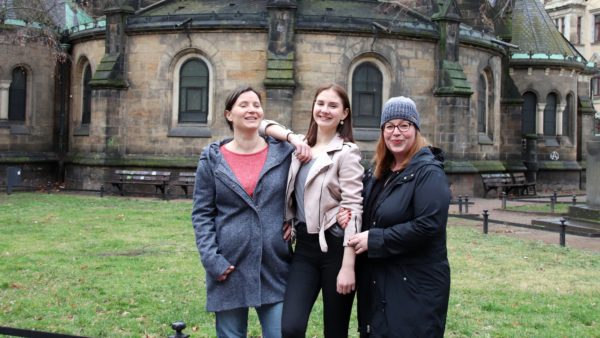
[75,0,161,17]
[1,0,70,61]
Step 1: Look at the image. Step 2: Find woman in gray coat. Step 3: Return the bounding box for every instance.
[192,86,309,338]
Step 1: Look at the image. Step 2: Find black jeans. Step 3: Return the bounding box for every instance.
[281,222,355,338]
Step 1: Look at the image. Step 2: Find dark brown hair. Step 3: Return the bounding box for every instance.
[223,85,262,131]
[304,83,354,146]
[372,129,429,179]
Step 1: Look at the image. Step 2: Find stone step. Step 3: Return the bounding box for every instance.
[568,206,600,225]
[531,218,600,237]
[564,217,600,230]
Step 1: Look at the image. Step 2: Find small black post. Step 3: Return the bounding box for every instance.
[482,209,489,234]
[559,218,566,247]
[465,195,470,213]
[572,194,577,206]
[501,192,507,209]
[550,193,556,214]
[169,321,190,338]
[100,185,105,198]
[47,181,52,194]
[458,195,463,214]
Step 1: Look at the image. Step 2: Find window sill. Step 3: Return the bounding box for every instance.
[73,125,90,136]
[168,125,212,138]
[478,133,494,145]
[543,136,560,147]
[353,127,380,141]
[10,124,30,135]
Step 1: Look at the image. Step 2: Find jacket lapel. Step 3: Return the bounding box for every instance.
[259,140,289,179]
[304,135,344,186]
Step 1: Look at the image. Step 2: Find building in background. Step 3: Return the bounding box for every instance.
[1,0,598,197]
[544,0,600,110]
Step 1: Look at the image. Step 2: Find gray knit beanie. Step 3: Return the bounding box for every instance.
[380,96,420,130]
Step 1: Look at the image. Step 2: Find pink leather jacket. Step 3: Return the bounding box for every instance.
[285,134,364,252]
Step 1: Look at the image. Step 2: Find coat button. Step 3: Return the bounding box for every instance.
[403,277,407,281]
[372,280,376,285]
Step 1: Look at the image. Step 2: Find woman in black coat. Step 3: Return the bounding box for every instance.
[341,96,451,337]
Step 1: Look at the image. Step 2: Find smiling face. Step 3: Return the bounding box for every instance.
[312,88,349,134]
[224,90,264,132]
[383,118,416,159]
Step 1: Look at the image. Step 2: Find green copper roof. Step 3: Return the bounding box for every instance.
[511,0,580,59]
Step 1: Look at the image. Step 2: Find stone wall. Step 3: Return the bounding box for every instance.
[0,29,58,153]
[62,28,517,194]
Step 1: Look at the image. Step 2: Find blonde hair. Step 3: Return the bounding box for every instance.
[372,130,429,179]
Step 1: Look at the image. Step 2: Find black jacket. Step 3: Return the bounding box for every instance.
[358,146,451,337]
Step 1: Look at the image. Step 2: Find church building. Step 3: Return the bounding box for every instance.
[1,0,598,197]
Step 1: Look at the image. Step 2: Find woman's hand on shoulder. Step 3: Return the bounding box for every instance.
[289,134,312,163]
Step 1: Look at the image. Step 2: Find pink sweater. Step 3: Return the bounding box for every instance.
[220,145,268,197]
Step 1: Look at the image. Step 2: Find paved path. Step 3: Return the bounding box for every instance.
[448,197,600,253]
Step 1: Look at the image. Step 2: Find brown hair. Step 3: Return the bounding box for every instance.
[372,130,429,179]
[223,85,262,131]
[304,83,354,146]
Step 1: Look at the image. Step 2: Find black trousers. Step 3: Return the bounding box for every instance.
[281,223,355,338]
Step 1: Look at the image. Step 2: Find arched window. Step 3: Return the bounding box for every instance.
[544,93,557,136]
[563,93,572,138]
[522,92,537,135]
[352,62,382,128]
[179,59,209,123]
[82,64,92,125]
[8,67,27,122]
[477,74,487,133]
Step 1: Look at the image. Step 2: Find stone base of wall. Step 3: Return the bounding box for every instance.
[3,160,585,199]
[536,170,583,193]
[0,163,58,192]
[447,173,480,199]
[448,168,584,198]
[65,164,197,198]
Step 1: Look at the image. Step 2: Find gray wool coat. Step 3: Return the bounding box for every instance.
[192,137,294,312]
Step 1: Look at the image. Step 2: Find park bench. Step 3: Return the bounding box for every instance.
[107,170,171,199]
[510,172,537,195]
[172,172,196,197]
[481,172,520,198]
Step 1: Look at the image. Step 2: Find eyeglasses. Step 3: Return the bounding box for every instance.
[383,122,413,134]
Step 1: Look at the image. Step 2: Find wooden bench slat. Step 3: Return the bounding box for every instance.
[481,172,537,197]
[171,172,196,197]
[107,170,172,199]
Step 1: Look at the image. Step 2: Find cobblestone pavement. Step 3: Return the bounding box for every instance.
[448,196,600,253]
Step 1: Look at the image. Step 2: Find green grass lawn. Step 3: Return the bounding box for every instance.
[1,193,598,337]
